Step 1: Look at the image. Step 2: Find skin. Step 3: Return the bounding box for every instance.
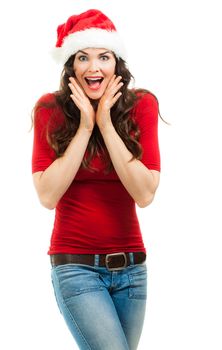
[32,47,160,209]
[68,47,124,132]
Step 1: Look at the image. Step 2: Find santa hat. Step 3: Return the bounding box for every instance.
[51,9,127,64]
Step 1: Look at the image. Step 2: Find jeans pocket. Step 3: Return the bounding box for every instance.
[128,264,147,300]
[52,264,103,301]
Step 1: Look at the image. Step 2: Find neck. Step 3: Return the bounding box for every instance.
[90,99,99,111]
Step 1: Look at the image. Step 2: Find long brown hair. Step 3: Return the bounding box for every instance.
[32,53,162,174]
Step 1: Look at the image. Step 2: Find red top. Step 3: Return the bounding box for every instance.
[32,91,161,255]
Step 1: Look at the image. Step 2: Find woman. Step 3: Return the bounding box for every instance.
[32,9,161,350]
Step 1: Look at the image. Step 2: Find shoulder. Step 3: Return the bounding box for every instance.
[33,92,63,127]
[35,92,57,109]
[131,88,159,110]
[130,89,159,124]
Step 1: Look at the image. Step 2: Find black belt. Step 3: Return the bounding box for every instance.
[50,252,146,271]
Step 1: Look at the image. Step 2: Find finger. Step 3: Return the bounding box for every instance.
[69,89,86,110]
[115,75,123,82]
[68,82,77,93]
[68,82,87,105]
[69,78,83,94]
[70,92,81,104]
[68,82,82,101]
[69,77,86,97]
[106,74,117,89]
[70,94,83,110]
[69,76,80,86]
[111,92,122,107]
[112,81,124,94]
[68,87,83,106]
[106,81,124,100]
[68,81,81,96]
[113,75,122,85]
[106,75,122,92]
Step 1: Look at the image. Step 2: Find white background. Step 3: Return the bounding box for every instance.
[1,0,222,349]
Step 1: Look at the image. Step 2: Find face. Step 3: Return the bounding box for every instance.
[73,48,116,100]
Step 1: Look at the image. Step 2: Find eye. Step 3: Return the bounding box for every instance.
[78,55,88,62]
[100,55,109,61]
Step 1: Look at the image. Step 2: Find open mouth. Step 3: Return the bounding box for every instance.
[84,77,104,89]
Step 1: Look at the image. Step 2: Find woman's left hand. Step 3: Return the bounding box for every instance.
[96,75,124,130]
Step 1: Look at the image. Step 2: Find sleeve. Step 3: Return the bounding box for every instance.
[31,102,57,174]
[134,93,161,171]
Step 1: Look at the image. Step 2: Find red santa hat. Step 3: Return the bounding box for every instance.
[51,9,127,64]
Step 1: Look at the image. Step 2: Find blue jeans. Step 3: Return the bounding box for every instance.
[51,254,147,350]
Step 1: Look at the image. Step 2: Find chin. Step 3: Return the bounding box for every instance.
[85,90,104,100]
[88,95,102,100]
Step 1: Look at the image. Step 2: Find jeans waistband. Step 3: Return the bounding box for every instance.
[50,252,146,271]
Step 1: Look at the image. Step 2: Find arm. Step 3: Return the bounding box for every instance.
[32,84,96,210]
[99,124,160,207]
[33,127,92,210]
[96,77,160,208]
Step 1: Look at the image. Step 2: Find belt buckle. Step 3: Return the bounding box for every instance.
[105,252,127,271]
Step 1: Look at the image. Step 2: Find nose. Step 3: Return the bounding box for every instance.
[87,59,100,73]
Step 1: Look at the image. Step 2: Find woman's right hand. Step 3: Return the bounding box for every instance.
[68,77,96,132]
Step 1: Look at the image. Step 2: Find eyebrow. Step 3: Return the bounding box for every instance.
[77,50,111,56]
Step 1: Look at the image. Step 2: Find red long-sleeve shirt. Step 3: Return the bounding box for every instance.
[32,91,160,254]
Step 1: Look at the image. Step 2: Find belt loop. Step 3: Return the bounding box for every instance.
[129,252,134,265]
[94,254,100,267]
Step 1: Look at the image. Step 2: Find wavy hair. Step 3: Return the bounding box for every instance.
[32,53,163,174]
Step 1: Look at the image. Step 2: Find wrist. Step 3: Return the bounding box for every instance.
[78,125,94,135]
[98,122,114,135]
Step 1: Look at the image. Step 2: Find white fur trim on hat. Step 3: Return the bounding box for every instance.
[51,28,127,64]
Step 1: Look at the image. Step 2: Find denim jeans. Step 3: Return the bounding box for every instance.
[51,254,147,350]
